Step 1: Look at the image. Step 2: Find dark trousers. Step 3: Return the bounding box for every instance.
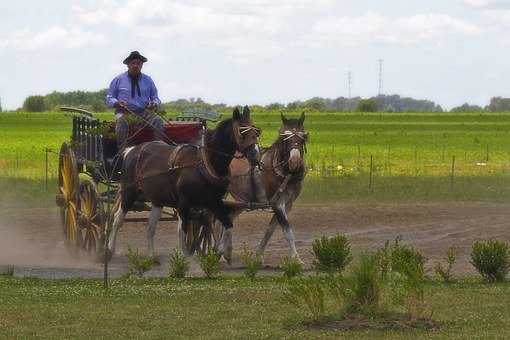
[115,113,165,148]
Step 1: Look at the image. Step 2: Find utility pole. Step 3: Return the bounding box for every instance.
[378,58,383,96]
[347,70,352,99]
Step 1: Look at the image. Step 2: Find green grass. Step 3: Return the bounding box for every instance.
[1,276,510,339]
[2,110,510,203]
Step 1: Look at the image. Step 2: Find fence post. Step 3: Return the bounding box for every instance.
[387,144,391,175]
[45,148,49,190]
[450,156,456,191]
[369,155,373,192]
[357,145,361,170]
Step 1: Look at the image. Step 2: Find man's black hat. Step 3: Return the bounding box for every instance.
[123,51,148,64]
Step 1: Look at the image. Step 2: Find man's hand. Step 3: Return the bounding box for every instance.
[146,101,158,111]
[114,100,127,109]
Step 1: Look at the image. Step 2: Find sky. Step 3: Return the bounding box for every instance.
[1,0,509,110]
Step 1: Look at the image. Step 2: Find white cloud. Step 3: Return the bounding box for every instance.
[2,26,107,50]
[464,0,510,9]
[312,12,481,46]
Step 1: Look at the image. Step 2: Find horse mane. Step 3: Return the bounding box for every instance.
[206,118,235,151]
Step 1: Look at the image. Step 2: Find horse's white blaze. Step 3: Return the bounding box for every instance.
[147,207,162,257]
[288,148,302,171]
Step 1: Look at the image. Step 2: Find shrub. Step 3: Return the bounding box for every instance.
[376,240,392,281]
[345,252,382,314]
[126,245,155,278]
[471,239,510,282]
[434,246,457,283]
[389,237,426,279]
[240,243,262,279]
[280,256,303,279]
[168,249,189,279]
[312,234,352,274]
[283,277,326,320]
[376,237,428,317]
[197,250,221,279]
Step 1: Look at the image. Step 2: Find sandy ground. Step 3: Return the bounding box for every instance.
[1,202,509,278]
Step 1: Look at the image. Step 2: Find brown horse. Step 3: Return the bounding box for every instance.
[107,106,260,262]
[228,112,307,263]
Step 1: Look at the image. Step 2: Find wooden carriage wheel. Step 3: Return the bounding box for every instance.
[57,142,81,249]
[78,180,105,254]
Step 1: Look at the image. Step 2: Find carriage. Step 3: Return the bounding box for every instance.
[55,107,221,257]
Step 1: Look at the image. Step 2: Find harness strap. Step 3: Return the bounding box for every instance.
[199,146,229,187]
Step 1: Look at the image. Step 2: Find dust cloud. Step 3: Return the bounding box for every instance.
[0,208,94,269]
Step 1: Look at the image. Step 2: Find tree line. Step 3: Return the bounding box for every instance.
[13,89,510,113]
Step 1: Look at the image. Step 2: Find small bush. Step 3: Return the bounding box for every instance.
[471,239,510,282]
[386,237,426,279]
[312,234,352,274]
[126,245,155,278]
[168,249,189,279]
[376,237,428,317]
[197,250,221,279]
[345,253,382,314]
[434,246,457,283]
[280,256,303,279]
[283,277,326,320]
[240,243,262,279]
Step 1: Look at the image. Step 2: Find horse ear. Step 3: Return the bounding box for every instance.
[280,113,288,124]
[233,107,241,121]
[243,105,251,119]
[298,112,305,126]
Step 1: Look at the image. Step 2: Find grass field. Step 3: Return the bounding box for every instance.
[1,110,510,203]
[2,275,510,339]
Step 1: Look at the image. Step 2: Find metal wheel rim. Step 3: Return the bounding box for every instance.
[78,180,105,254]
[58,143,81,248]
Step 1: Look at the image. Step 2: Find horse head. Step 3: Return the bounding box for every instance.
[232,106,260,166]
[279,112,308,173]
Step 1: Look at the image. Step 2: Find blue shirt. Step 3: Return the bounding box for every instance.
[106,72,161,114]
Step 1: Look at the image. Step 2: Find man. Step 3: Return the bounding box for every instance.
[106,51,165,148]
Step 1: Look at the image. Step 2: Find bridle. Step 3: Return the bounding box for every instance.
[279,128,308,154]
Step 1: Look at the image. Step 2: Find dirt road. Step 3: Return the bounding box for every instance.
[1,202,508,278]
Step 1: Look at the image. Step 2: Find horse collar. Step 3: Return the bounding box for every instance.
[199,146,229,187]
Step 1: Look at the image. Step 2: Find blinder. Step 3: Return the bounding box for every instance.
[279,129,308,154]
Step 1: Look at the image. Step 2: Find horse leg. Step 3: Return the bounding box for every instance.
[214,204,234,264]
[274,202,303,264]
[256,200,294,258]
[107,185,135,260]
[107,206,126,258]
[255,214,278,258]
[147,206,162,263]
[177,207,192,257]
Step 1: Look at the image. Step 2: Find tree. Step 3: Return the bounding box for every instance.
[450,103,484,113]
[487,97,510,112]
[357,99,378,112]
[266,102,285,111]
[23,96,47,112]
[0,97,2,112]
